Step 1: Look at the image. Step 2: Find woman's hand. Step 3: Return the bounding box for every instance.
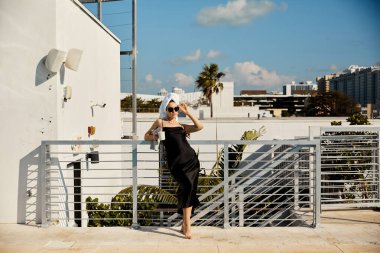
[180,103,204,134]
[179,103,189,115]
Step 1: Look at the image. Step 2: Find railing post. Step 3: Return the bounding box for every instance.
[294,153,299,210]
[308,126,318,209]
[231,178,236,227]
[377,130,380,205]
[131,140,139,229]
[223,143,230,229]
[36,143,47,226]
[314,143,321,227]
[238,187,244,227]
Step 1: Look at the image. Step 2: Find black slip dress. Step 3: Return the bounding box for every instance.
[162,126,200,214]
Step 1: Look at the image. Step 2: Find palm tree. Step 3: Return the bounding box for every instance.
[196,63,225,118]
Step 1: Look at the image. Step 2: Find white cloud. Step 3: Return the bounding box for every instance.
[183,49,201,62]
[169,49,202,65]
[223,61,294,87]
[197,0,287,26]
[207,50,222,59]
[170,49,223,64]
[172,73,195,87]
[144,73,162,85]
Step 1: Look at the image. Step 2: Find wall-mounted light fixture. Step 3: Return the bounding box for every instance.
[44,48,83,76]
[65,49,83,71]
[45,49,66,73]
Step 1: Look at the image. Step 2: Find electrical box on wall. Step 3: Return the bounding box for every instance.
[63,86,72,101]
[88,126,96,137]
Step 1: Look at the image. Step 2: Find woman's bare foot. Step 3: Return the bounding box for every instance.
[184,225,192,239]
[180,223,185,234]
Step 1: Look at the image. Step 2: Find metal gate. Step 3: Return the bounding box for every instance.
[319,126,380,208]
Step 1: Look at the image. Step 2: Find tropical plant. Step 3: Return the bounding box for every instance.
[195,63,225,118]
[322,111,375,202]
[86,185,176,227]
[211,126,266,178]
[331,121,342,126]
[346,112,370,125]
[321,130,376,201]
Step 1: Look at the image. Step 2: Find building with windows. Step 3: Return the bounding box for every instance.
[316,74,338,93]
[235,81,316,117]
[283,81,318,95]
[329,65,380,116]
[235,93,308,117]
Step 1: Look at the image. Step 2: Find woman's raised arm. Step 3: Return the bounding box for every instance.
[179,103,203,134]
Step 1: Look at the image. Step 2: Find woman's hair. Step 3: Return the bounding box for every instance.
[166,99,176,109]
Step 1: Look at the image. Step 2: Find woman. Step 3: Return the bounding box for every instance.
[144,93,203,239]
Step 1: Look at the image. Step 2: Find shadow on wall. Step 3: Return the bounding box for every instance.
[35,56,65,86]
[17,146,40,224]
[35,57,53,86]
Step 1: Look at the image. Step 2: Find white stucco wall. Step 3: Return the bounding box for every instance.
[123,116,380,142]
[0,0,120,223]
[211,82,261,118]
[212,82,234,109]
[56,0,120,142]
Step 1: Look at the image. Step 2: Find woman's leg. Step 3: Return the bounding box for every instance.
[182,206,192,239]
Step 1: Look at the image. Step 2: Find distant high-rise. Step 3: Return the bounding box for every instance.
[172,87,185,94]
[316,74,337,93]
[157,88,168,96]
[329,65,380,109]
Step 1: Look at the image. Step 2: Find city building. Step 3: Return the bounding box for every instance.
[172,87,185,94]
[158,87,185,96]
[240,90,267,95]
[329,65,380,117]
[157,88,168,96]
[283,81,318,95]
[235,93,308,117]
[234,81,316,117]
[316,74,338,93]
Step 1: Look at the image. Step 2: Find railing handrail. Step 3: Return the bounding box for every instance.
[41,139,319,146]
[28,127,380,228]
[320,126,380,132]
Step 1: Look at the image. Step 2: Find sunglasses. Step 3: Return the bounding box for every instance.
[167,106,179,113]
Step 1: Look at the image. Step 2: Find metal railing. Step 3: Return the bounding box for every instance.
[319,126,380,209]
[21,127,380,228]
[26,139,321,228]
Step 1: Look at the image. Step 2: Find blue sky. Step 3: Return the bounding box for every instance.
[84,0,380,95]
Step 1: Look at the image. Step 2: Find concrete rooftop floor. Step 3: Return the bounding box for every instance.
[0,209,379,253]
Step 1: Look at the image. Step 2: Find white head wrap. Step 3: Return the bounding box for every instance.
[159,93,180,120]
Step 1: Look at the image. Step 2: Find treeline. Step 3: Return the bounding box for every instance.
[121,95,161,112]
[304,91,359,117]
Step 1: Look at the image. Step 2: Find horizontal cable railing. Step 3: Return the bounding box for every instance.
[31,139,320,228]
[20,126,380,228]
[319,126,380,208]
